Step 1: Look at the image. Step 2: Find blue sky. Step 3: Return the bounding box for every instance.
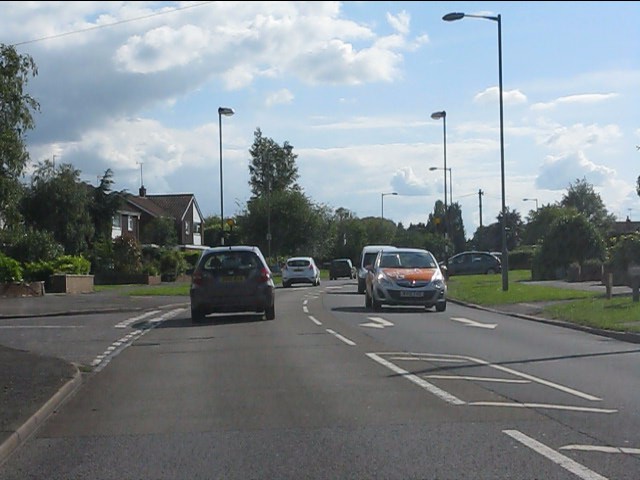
[3,1,639,238]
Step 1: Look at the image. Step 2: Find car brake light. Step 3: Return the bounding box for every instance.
[192,271,203,286]
[258,267,271,283]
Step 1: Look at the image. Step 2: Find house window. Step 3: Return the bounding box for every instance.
[112,215,121,228]
[194,223,201,234]
[185,221,190,235]
[128,216,134,231]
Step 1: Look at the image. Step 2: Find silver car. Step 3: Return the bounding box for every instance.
[281,256,321,287]
[365,247,447,312]
[189,245,275,322]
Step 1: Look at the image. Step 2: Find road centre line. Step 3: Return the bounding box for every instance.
[389,356,466,363]
[402,352,602,402]
[503,430,609,480]
[450,317,497,329]
[424,375,530,384]
[308,315,322,326]
[326,329,355,346]
[303,305,309,314]
[366,353,465,405]
[473,402,617,414]
[115,310,160,328]
[560,445,640,455]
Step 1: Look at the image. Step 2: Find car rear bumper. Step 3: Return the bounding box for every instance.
[373,286,446,307]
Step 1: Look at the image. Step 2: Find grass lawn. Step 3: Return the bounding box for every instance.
[446,269,640,333]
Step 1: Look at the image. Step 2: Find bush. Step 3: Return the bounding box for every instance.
[581,259,604,281]
[52,255,91,275]
[0,226,63,263]
[159,249,188,281]
[606,233,640,286]
[0,253,23,283]
[112,236,142,274]
[509,246,536,270]
[23,260,54,283]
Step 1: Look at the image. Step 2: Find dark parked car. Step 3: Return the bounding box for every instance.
[329,258,355,280]
[446,251,501,276]
[189,245,275,322]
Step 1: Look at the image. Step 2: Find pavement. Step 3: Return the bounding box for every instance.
[0,280,638,467]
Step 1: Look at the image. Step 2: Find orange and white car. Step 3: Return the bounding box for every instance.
[364,247,447,312]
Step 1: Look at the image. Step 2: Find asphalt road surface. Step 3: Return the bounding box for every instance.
[1,280,639,479]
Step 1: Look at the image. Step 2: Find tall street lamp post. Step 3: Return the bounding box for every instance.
[443,11,508,291]
[523,197,538,210]
[430,110,448,266]
[218,106,234,245]
[381,192,397,219]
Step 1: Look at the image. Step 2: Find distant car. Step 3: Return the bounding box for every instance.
[446,251,501,276]
[282,256,321,287]
[189,245,275,322]
[365,247,447,312]
[329,258,355,280]
[357,245,396,293]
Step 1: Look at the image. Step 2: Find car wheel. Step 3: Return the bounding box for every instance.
[435,301,447,312]
[365,291,372,308]
[283,281,290,288]
[265,304,275,320]
[191,307,205,323]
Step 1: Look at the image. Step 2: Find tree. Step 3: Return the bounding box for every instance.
[140,217,178,246]
[0,44,40,228]
[561,177,615,236]
[90,169,123,242]
[248,127,300,197]
[21,160,94,255]
[521,204,572,246]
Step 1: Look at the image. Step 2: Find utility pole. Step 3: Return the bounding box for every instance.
[478,189,484,227]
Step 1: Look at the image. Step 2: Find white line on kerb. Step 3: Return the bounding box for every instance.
[366,353,465,405]
[308,316,322,326]
[503,430,609,480]
[560,445,640,455]
[326,329,355,346]
[471,402,616,414]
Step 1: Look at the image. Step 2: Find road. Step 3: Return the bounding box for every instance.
[1,280,639,479]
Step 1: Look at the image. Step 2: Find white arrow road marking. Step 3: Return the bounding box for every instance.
[503,430,609,480]
[560,445,640,455]
[359,316,394,329]
[451,317,497,329]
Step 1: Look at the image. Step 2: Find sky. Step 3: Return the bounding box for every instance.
[2,1,639,239]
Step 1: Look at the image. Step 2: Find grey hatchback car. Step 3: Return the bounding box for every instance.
[446,251,501,276]
[189,245,276,322]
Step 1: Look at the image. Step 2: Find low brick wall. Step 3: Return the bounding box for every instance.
[49,274,94,294]
[0,281,45,297]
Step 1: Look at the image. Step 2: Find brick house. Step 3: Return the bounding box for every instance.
[112,186,205,248]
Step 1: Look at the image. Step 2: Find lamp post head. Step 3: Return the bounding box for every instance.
[218,107,235,116]
[429,167,439,171]
[443,12,465,21]
[431,111,446,120]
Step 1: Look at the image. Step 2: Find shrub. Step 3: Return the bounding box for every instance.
[52,255,91,275]
[581,259,604,281]
[509,246,536,270]
[0,253,23,283]
[23,260,54,283]
[112,236,142,274]
[606,233,640,286]
[0,226,63,263]
[159,249,188,281]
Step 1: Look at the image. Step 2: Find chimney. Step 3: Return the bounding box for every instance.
[139,185,146,197]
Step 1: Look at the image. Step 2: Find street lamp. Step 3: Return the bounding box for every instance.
[218,106,234,245]
[381,192,397,219]
[523,197,538,210]
[444,11,509,291]
[429,166,453,211]
[431,110,449,266]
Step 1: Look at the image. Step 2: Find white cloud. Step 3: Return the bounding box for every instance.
[386,10,410,35]
[538,123,622,152]
[473,86,527,105]
[535,151,615,191]
[265,88,294,107]
[531,93,619,111]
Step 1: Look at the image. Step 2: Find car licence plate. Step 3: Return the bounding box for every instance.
[221,276,245,283]
[400,291,424,298]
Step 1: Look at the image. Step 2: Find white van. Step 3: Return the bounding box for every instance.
[357,244,396,294]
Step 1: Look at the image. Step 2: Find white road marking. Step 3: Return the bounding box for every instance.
[450,316,497,329]
[308,315,322,326]
[424,375,530,384]
[326,329,356,346]
[115,310,160,328]
[366,353,465,405]
[303,299,308,306]
[420,352,602,401]
[303,306,309,314]
[473,402,617,414]
[92,308,185,371]
[389,356,466,363]
[560,445,640,455]
[360,316,394,329]
[503,430,609,480]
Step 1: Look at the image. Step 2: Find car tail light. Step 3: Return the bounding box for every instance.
[308,265,313,270]
[192,270,204,286]
[258,267,271,283]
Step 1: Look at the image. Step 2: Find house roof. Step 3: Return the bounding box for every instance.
[120,192,203,222]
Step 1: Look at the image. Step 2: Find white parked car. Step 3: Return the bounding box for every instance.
[282,256,321,287]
